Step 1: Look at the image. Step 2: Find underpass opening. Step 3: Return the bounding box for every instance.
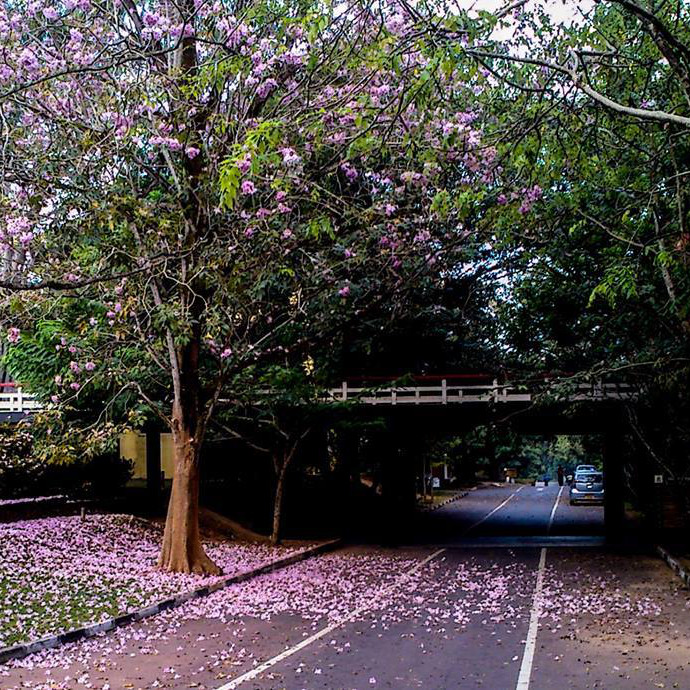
[408,431,610,545]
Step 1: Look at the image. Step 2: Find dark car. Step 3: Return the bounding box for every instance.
[569,471,604,505]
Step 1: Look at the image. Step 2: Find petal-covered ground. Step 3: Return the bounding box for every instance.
[0,514,301,647]
[2,547,687,690]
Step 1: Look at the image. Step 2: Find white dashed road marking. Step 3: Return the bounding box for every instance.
[547,486,565,535]
[215,548,446,689]
[465,485,524,534]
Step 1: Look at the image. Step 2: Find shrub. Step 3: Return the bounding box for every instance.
[0,424,133,499]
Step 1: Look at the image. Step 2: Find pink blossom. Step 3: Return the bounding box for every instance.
[241,180,256,195]
[280,148,301,166]
[85,362,96,371]
[340,161,358,182]
[6,327,20,343]
[257,78,278,99]
[338,285,350,297]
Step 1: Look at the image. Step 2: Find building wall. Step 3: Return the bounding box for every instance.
[120,432,147,479]
[119,431,173,480]
[161,433,174,478]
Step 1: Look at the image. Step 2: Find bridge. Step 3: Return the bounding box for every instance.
[325,378,636,406]
[1,378,637,419]
[4,375,641,539]
[0,385,42,422]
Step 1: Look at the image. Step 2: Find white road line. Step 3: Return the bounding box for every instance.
[516,547,547,690]
[547,486,564,535]
[214,548,446,690]
[465,485,524,534]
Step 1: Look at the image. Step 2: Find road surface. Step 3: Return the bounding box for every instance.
[413,482,605,544]
[2,484,689,690]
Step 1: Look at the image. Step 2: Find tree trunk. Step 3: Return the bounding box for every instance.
[271,463,288,545]
[158,423,222,575]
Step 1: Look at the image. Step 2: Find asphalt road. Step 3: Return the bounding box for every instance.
[413,483,605,544]
[3,485,689,690]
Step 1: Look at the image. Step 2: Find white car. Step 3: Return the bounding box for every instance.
[575,464,597,473]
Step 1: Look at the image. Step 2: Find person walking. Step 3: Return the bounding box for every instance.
[557,465,565,487]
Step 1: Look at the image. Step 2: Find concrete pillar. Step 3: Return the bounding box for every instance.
[379,425,420,541]
[603,432,625,539]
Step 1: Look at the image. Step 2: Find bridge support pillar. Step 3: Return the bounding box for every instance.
[375,425,418,542]
[603,432,625,539]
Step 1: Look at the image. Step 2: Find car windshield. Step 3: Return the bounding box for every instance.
[575,473,602,483]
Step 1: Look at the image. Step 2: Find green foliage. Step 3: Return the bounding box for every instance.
[589,263,639,308]
[4,320,65,399]
[0,424,133,499]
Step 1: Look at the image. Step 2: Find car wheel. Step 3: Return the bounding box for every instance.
[569,500,576,506]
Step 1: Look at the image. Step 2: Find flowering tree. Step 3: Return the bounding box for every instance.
[0,1,497,573]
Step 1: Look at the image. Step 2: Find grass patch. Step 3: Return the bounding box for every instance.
[0,570,155,647]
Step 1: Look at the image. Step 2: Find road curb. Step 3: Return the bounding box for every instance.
[0,538,341,665]
[656,545,690,589]
[420,491,468,513]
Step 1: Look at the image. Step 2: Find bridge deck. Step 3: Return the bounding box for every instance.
[0,381,637,416]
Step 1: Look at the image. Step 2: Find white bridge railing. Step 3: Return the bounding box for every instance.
[323,380,638,405]
[0,388,43,414]
[1,380,638,415]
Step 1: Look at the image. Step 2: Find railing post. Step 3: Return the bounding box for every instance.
[341,381,348,401]
[16,387,23,412]
[441,379,447,404]
[492,379,498,402]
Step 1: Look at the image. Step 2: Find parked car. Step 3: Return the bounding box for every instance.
[575,464,597,473]
[569,471,605,505]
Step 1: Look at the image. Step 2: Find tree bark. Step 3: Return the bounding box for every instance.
[158,421,222,574]
[271,462,288,545]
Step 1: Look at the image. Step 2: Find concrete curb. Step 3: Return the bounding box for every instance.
[0,538,341,665]
[420,491,468,513]
[656,545,690,589]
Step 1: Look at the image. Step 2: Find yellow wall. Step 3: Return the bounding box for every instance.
[161,433,174,478]
[119,431,146,479]
[119,432,174,480]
